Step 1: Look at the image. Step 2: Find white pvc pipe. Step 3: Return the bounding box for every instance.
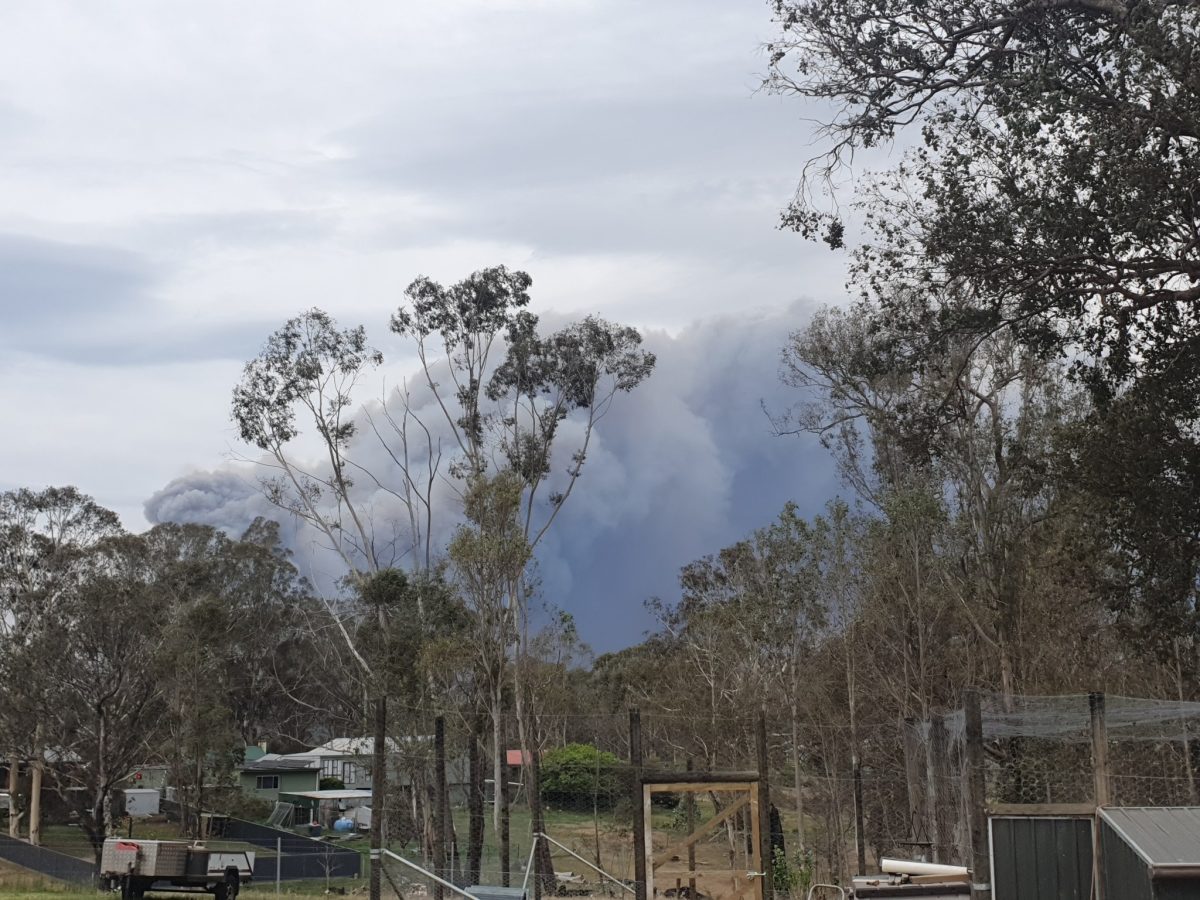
[382,848,484,900]
[879,858,969,877]
[520,841,539,895]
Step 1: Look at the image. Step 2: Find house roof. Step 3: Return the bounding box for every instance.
[282,790,373,801]
[243,755,320,773]
[306,737,402,757]
[1101,807,1200,873]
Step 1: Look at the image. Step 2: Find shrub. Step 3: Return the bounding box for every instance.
[540,743,623,809]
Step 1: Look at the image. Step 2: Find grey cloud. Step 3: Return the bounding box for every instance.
[0,232,288,366]
[143,305,838,650]
[341,95,796,193]
[143,209,341,251]
[0,234,152,329]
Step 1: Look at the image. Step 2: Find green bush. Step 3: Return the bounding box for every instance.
[320,777,345,790]
[771,846,814,897]
[540,743,623,809]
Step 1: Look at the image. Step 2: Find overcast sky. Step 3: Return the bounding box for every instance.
[0,1,855,648]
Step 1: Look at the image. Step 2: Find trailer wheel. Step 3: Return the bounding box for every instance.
[213,867,239,900]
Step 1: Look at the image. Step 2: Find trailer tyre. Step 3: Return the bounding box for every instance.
[214,866,240,900]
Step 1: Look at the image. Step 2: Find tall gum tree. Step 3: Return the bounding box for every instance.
[233,266,655,892]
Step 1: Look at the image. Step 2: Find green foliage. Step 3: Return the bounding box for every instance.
[771,846,814,896]
[319,777,345,791]
[539,743,623,809]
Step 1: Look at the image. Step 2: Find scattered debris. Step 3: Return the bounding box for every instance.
[850,858,970,898]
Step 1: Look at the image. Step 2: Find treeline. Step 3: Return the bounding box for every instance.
[4,0,1200,890]
[574,0,1200,879]
[0,490,342,859]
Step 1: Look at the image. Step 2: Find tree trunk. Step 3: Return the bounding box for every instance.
[468,714,486,885]
[792,704,805,854]
[28,724,42,847]
[7,755,20,838]
[514,682,553,896]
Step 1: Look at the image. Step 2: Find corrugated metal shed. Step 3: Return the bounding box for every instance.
[990,816,1093,899]
[1099,808,1200,900]
[1100,808,1200,871]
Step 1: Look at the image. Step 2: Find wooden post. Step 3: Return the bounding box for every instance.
[1090,692,1110,807]
[686,759,696,897]
[630,709,646,900]
[370,697,386,900]
[927,716,950,864]
[500,715,510,887]
[964,690,991,900]
[434,716,447,900]
[756,711,774,900]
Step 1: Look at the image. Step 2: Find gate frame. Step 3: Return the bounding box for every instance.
[640,773,767,900]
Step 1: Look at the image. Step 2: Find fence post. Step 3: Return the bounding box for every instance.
[434,716,447,900]
[276,837,281,894]
[1090,693,1110,808]
[757,710,774,900]
[686,758,696,897]
[964,690,991,900]
[630,708,646,900]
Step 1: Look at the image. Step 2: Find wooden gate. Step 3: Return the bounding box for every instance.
[643,781,765,900]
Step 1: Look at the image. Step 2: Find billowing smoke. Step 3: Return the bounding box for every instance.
[144,303,837,649]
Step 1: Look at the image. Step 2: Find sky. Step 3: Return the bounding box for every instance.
[0,0,856,649]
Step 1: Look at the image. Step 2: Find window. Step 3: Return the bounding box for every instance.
[342,762,361,784]
[321,759,340,778]
[255,775,279,791]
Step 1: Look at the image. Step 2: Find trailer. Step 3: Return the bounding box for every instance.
[100,838,253,900]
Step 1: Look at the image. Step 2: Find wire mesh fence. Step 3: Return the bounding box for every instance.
[4,693,1199,894]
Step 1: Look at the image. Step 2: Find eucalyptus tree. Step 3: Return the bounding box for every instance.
[768,0,1200,382]
[14,531,168,863]
[780,303,1087,706]
[142,520,330,830]
[0,486,124,841]
[233,266,655,893]
[768,1,1200,667]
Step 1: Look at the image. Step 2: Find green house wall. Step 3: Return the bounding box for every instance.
[239,769,319,800]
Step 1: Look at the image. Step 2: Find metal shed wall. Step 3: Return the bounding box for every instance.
[1100,818,1200,900]
[1100,820,1154,900]
[990,816,1093,900]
